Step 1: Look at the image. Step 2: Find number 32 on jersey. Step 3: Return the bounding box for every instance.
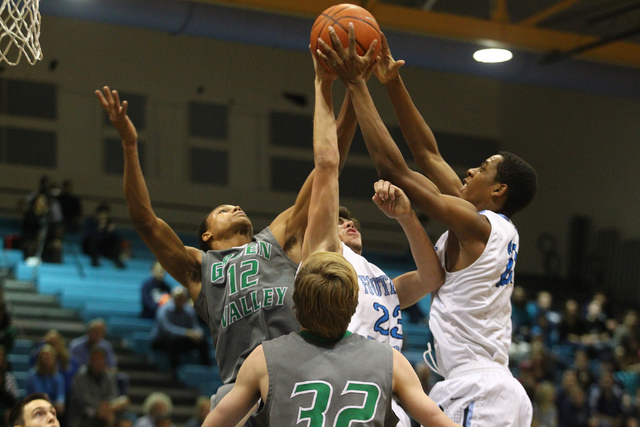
[291,380,381,427]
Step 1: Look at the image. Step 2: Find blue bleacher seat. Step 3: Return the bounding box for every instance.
[11,339,34,356]
[176,364,223,396]
[402,322,433,352]
[7,354,31,372]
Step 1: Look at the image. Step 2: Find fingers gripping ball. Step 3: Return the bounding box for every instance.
[311,3,381,70]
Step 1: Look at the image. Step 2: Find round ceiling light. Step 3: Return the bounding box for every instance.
[473,48,513,63]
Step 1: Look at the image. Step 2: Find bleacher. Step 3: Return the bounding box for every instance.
[0,222,222,423]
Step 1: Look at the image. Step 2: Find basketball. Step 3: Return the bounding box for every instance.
[310,4,381,70]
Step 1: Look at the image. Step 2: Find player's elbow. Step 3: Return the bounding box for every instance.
[314,148,340,171]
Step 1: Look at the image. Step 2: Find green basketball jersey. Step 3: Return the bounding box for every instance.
[195,227,300,384]
[255,332,399,427]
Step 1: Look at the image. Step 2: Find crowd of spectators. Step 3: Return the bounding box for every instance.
[509,288,640,427]
[15,174,128,268]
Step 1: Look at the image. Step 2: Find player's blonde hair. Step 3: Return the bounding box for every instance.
[293,252,359,340]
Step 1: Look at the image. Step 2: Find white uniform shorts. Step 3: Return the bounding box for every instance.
[426,367,532,427]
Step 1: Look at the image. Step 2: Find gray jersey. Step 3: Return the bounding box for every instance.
[195,227,300,384]
[256,332,399,427]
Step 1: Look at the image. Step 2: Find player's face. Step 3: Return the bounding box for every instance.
[206,205,253,239]
[460,154,503,206]
[22,399,60,427]
[337,217,362,255]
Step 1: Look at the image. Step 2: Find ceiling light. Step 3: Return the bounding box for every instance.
[473,48,513,63]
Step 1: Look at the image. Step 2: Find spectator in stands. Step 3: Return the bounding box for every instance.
[530,340,557,384]
[116,413,137,427]
[559,385,591,427]
[67,346,129,427]
[556,369,579,410]
[184,396,209,427]
[574,349,596,390]
[69,319,117,370]
[134,392,173,427]
[25,175,63,225]
[57,179,83,234]
[21,192,63,263]
[140,262,172,320]
[82,203,125,268]
[0,346,19,422]
[31,329,79,398]
[154,415,173,427]
[512,286,533,342]
[558,299,586,346]
[589,369,625,427]
[529,291,561,348]
[532,381,559,427]
[26,344,66,417]
[151,287,210,375]
[583,300,609,343]
[116,415,134,427]
[8,392,60,427]
[0,299,16,355]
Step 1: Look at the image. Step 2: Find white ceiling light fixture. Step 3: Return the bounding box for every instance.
[473,48,513,63]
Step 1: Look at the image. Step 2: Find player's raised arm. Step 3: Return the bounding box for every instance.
[95,87,202,301]
[269,64,359,265]
[372,180,445,308]
[300,51,342,262]
[318,26,490,244]
[392,350,462,427]
[202,346,267,427]
[374,33,462,197]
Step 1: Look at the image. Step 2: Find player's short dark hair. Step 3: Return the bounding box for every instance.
[197,213,211,251]
[294,252,359,340]
[9,393,51,426]
[495,151,537,217]
[338,206,361,232]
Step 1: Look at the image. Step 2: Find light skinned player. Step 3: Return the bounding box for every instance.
[9,393,60,427]
[319,24,537,426]
[95,85,358,423]
[307,44,444,427]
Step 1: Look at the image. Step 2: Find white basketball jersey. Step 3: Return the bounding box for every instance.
[429,211,517,379]
[342,243,403,351]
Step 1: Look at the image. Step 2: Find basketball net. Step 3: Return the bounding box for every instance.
[0,0,42,66]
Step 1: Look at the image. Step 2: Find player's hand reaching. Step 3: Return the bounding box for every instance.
[317,23,377,85]
[95,86,138,147]
[311,45,338,84]
[374,33,405,85]
[372,180,412,220]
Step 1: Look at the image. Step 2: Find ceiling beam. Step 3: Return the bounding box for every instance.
[519,0,581,27]
[192,0,640,69]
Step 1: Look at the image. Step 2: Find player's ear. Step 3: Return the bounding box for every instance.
[493,183,507,197]
[202,231,212,245]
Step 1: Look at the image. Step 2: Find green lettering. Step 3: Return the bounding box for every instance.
[228,301,242,325]
[245,243,258,255]
[221,304,228,328]
[275,287,287,305]
[240,260,259,290]
[263,288,274,307]
[228,264,238,295]
[211,262,224,283]
[250,290,261,310]
[240,295,254,316]
[259,241,272,260]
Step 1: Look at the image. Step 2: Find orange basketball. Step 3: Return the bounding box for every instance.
[310,4,381,71]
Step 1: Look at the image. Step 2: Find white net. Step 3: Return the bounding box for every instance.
[0,0,41,66]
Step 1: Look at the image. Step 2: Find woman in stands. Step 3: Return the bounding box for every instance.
[26,344,66,418]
